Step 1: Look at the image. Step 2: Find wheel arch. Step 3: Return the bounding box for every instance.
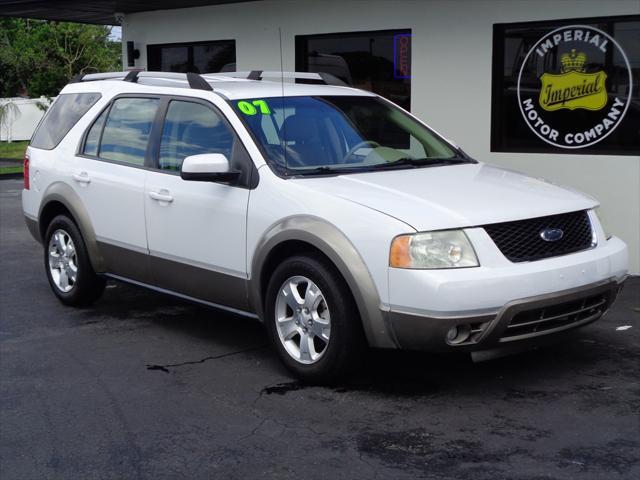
[38,182,105,272]
[249,215,397,349]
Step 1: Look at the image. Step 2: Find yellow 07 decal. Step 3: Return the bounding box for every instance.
[238,100,271,115]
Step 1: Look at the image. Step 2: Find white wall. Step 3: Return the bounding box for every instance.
[0,97,50,142]
[123,0,640,273]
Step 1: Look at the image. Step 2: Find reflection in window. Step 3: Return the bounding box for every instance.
[83,108,107,157]
[31,93,101,150]
[147,40,236,73]
[236,96,455,171]
[100,98,159,165]
[159,101,234,171]
[296,29,411,111]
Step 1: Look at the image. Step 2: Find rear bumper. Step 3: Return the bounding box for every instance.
[389,277,625,352]
[24,213,41,244]
[23,187,42,244]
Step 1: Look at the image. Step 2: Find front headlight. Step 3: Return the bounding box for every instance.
[390,230,479,269]
[593,207,612,241]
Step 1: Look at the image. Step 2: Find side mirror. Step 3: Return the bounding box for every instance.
[180,153,240,183]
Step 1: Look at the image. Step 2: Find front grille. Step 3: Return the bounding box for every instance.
[484,210,593,262]
[501,292,610,341]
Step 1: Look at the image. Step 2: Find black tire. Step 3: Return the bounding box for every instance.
[265,254,366,383]
[44,215,105,306]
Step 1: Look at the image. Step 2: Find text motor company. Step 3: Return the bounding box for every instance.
[517,25,632,149]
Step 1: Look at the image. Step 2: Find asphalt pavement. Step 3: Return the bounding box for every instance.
[1,177,639,480]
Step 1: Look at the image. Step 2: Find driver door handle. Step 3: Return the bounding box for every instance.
[148,189,174,203]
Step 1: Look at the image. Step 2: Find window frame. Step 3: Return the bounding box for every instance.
[152,96,258,189]
[78,93,259,189]
[146,39,236,73]
[491,14,640,156]
[295,28,412,110]
[77,94,163,170]
[153,97,237,173]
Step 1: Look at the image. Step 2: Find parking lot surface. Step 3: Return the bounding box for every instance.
[1,177,639,480]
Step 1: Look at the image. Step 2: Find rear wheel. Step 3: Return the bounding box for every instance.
[265,254,365,383]
[44,215,105,306]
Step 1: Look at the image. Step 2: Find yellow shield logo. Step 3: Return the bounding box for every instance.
[539,71,608,111]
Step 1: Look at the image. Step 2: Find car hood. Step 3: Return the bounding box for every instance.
[295,163,597,231]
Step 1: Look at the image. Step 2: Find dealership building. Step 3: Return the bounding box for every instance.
[2,0,639,272]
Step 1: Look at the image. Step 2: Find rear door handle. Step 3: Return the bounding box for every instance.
[72,172,91,185]
[148,190,174,203]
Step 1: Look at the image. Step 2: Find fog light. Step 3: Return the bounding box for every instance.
[446,326,459,342]
[446,324,471,345]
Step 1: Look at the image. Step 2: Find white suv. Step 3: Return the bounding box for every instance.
[22,71,628,381]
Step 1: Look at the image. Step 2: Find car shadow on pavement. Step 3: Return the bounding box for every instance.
[81,279,267,342]
[80,279,639,399]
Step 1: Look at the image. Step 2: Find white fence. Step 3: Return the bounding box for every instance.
[0,97,53,142]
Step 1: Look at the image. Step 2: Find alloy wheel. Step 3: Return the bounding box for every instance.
[48,229,78,292]
[274,275,331,364]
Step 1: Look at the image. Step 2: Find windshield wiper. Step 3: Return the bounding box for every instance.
[372,157,423,168]
[286,156,470,176]
[373,156,470,169]
[288,165,359,176]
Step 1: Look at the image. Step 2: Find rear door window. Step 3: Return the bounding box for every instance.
[89,97,159,166]
[30,93,101,150]
[83,108,108,157]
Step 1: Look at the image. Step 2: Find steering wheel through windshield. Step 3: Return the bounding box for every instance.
[342,140,381,163]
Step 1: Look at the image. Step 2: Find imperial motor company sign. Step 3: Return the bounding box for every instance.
[517,25,632,149]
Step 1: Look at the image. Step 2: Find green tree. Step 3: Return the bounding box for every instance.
[0,19,121,98]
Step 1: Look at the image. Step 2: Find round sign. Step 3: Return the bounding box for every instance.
[517,25,632,149]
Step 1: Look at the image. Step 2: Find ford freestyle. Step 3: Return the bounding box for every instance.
[22,71,628,381]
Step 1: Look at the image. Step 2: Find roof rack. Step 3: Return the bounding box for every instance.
[219,71,349,86]
[68,70,350,91]
[69,71,214,91]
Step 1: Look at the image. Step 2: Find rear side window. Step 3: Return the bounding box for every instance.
[31,93,101,150]
[84,97,159,166]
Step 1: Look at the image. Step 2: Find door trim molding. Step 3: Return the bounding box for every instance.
[104,273,258,320]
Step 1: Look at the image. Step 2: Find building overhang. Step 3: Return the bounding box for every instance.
[0,0,256,25]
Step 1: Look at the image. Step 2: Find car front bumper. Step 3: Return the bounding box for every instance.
[386,235,628,351]
[389,277,625,351]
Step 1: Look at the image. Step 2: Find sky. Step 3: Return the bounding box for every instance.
[108,26,122,41]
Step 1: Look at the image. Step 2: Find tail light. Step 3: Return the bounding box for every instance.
[23,151,30,190]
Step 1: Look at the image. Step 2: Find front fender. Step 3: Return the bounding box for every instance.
[249,215,398,349]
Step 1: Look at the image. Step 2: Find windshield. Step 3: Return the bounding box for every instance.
[233,95,469,175]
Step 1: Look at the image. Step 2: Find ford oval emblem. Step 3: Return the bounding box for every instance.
[540,227,564,242]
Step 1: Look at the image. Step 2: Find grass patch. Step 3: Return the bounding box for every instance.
[0,141,29,160]
[0,165,23,175]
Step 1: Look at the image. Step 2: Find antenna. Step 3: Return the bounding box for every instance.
[279,27,288,174]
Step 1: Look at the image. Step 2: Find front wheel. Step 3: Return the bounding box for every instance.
[265,254,365,383]
[44,215,105,306]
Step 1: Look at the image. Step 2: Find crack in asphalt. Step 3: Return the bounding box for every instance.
[145,344,268,373]
[260,380,308,395]
[235,417,270,444]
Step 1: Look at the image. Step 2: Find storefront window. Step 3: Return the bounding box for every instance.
[295,29,411,111]
[491,16,639,155]
[147,40,236,74]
